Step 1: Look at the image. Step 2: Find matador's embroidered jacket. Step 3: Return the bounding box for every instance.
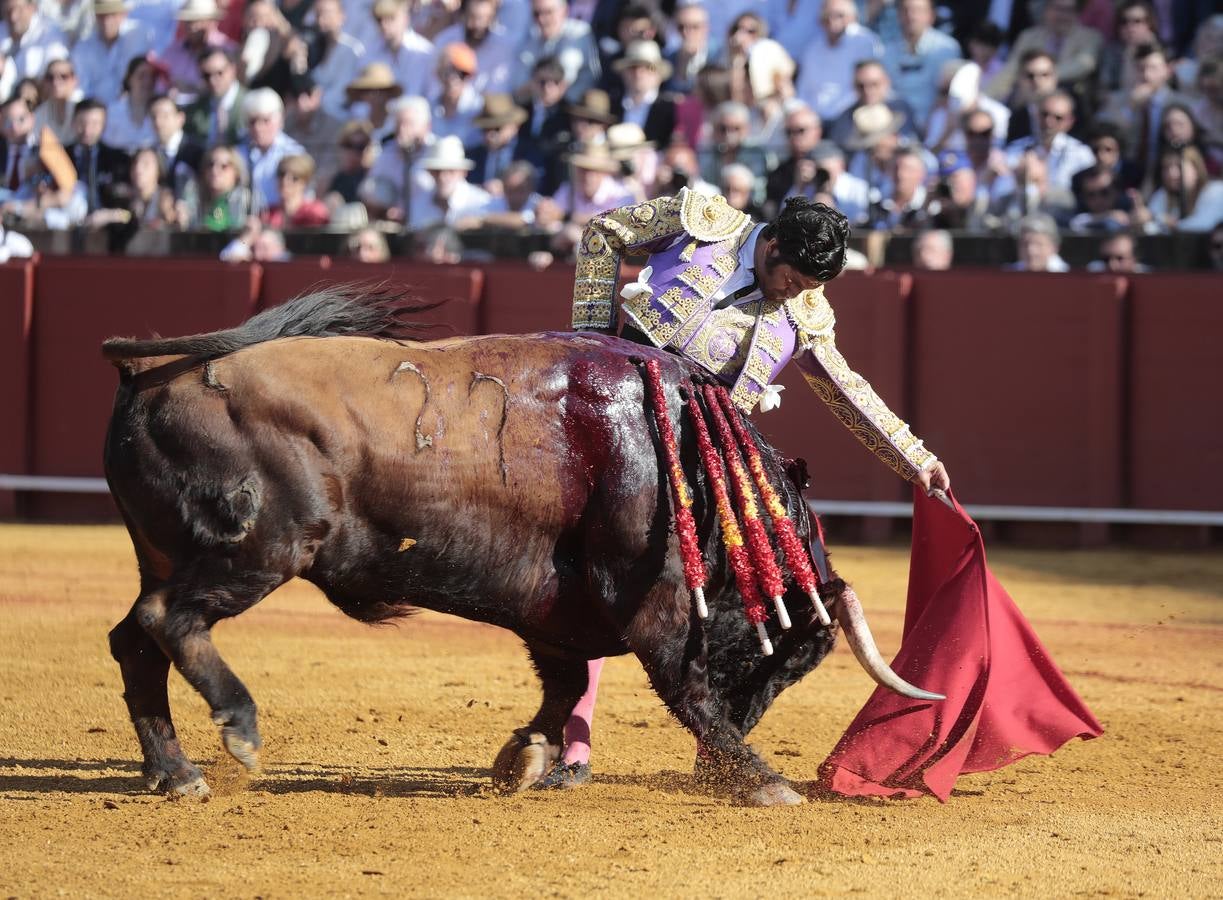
[571,188,937,480]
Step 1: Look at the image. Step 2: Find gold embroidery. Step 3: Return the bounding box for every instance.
[786,286,836,346]
[680,240,698,262]
[572,195,686,330]
[744,352,774,386]
[712,254,738,277]
[679,265,723,297]
[756,329,784,361]
[679,188,751,242]
[803,339,936,479]
[688,321,750,378]
[730,381,763,412]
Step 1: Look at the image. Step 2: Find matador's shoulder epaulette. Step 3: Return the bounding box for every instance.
[784,286,836,346]
[678,188,753,243]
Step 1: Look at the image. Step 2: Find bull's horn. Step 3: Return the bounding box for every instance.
[835,584,945,702]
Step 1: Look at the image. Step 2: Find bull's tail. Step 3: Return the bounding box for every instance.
[102,283,444,366]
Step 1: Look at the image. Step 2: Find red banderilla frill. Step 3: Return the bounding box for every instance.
[643,359,708,617]
[683,384,773,655]
[701,383,791,631]
[712,385,831,626]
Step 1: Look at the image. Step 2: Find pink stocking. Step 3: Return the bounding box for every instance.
[561,657,605,766]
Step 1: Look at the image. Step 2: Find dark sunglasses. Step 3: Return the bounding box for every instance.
[785,125,812,136]
[966,127,992,139]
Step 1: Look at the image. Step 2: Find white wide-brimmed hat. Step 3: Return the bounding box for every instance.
[613,40,673,81]
[846,103,905,150]
[177,0,221,21]
[419,135,475,171]
[606,122,654,159]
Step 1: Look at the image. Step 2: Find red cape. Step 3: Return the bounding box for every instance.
[818,488,1103,801]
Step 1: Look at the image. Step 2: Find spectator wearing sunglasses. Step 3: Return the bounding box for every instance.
[1005,89,1094,192]
[1086,232,1150,272]
[432,42,483,147]
[183,47,245,146]
[517,55,571,194]
[826,59,918,149]
[33,57,80,144]
[881,0,960,131]
[988,0,1103,104]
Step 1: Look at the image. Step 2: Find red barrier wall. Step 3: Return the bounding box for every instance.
[910,271,1126,507]
[479,262,579,335]
[1128,275,1223,510]
[0,261,34,517]
[27,258,259,519]
[257,259,483,335]
[756,272,914,502]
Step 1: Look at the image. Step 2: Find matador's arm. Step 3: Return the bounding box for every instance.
[570,194,688,330]
[787,288,937,481]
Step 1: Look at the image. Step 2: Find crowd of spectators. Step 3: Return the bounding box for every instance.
[0,0,1219,270]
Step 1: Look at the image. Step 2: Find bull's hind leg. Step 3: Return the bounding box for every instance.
[626,589,804,807]
[109,592,209,796]
[491,644,588,792]
[135,581,275,790]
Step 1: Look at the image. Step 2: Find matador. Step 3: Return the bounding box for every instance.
[536,191,952,789]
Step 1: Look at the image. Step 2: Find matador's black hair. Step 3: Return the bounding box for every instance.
[763,197,850,283]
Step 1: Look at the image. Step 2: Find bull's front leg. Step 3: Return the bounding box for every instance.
[626,585,804,807]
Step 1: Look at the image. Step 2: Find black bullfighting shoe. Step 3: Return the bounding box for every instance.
[534,761,592,790]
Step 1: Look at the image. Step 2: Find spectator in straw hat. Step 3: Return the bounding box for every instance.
[431,0,517,96]
[543,141,635,226]
[366,0,436,99]
[407,133,492,229]
[159,0,232,94]
[432,42,482,147]
[566,87,615,148]
[344,62,402,142]
[303,0,366,118]
[611,40,676,146]
[70,0,149,105]
[606,120,656,195]
[844,101,907,196]
[467,92,528,186]
[827,59,917,149]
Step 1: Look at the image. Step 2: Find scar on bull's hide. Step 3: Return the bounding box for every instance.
[202,359,228,392]
[469,372,509,486]
[390,360,434,451]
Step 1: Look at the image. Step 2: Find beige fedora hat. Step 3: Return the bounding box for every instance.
[345,62,403,96]
[567,142,622,174]
[612,40,673,81]
[472,93,528,129]
[606,122,654,159]
[567,88,616,125]
[846,102,905,150]
[94,0,129,16]
[419,135,475,171]
[176,0,222,21]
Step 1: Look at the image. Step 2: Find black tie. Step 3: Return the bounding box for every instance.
[719,276,757,308]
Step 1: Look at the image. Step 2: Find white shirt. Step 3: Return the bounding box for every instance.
[433,21,520,97]
[1005,254,1070,272]
[366,30,436,100]
[1005,131,1096,193]
[0,13,69,81]
[795,22,884,122]
[432,86,484,148]
[407,176,493,229]
[711,223,766,307]
[71,21,151,105]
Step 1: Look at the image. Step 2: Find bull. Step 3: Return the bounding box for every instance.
[102,288,930,807]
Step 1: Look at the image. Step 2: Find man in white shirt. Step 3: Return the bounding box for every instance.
[359,94,434,222]
[70,0,149,105]
[366,0,435,99]
[1004,89,1094,193]
[796,0,884,122]
[516,0,599,102]
[432,0,519,96]
[0,0,68,81]
[237,88,306,213]
[881,0,959,131]
[407,135,493,229]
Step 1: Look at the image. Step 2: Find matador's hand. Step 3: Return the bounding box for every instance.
[916,460,951,496]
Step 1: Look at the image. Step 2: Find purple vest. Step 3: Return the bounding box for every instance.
[621,234,798,412]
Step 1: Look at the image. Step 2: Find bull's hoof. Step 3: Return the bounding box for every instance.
[490,730,558,793]
[742,781,805,807]
[222,729,262,773]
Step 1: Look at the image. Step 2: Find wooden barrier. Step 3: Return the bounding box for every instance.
[0,261,34,517]
[26,258,259,519]
[1128,274,1223,510]
[910,270,1126,507]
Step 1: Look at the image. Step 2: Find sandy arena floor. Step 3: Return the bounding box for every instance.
[1,523,1220,898]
